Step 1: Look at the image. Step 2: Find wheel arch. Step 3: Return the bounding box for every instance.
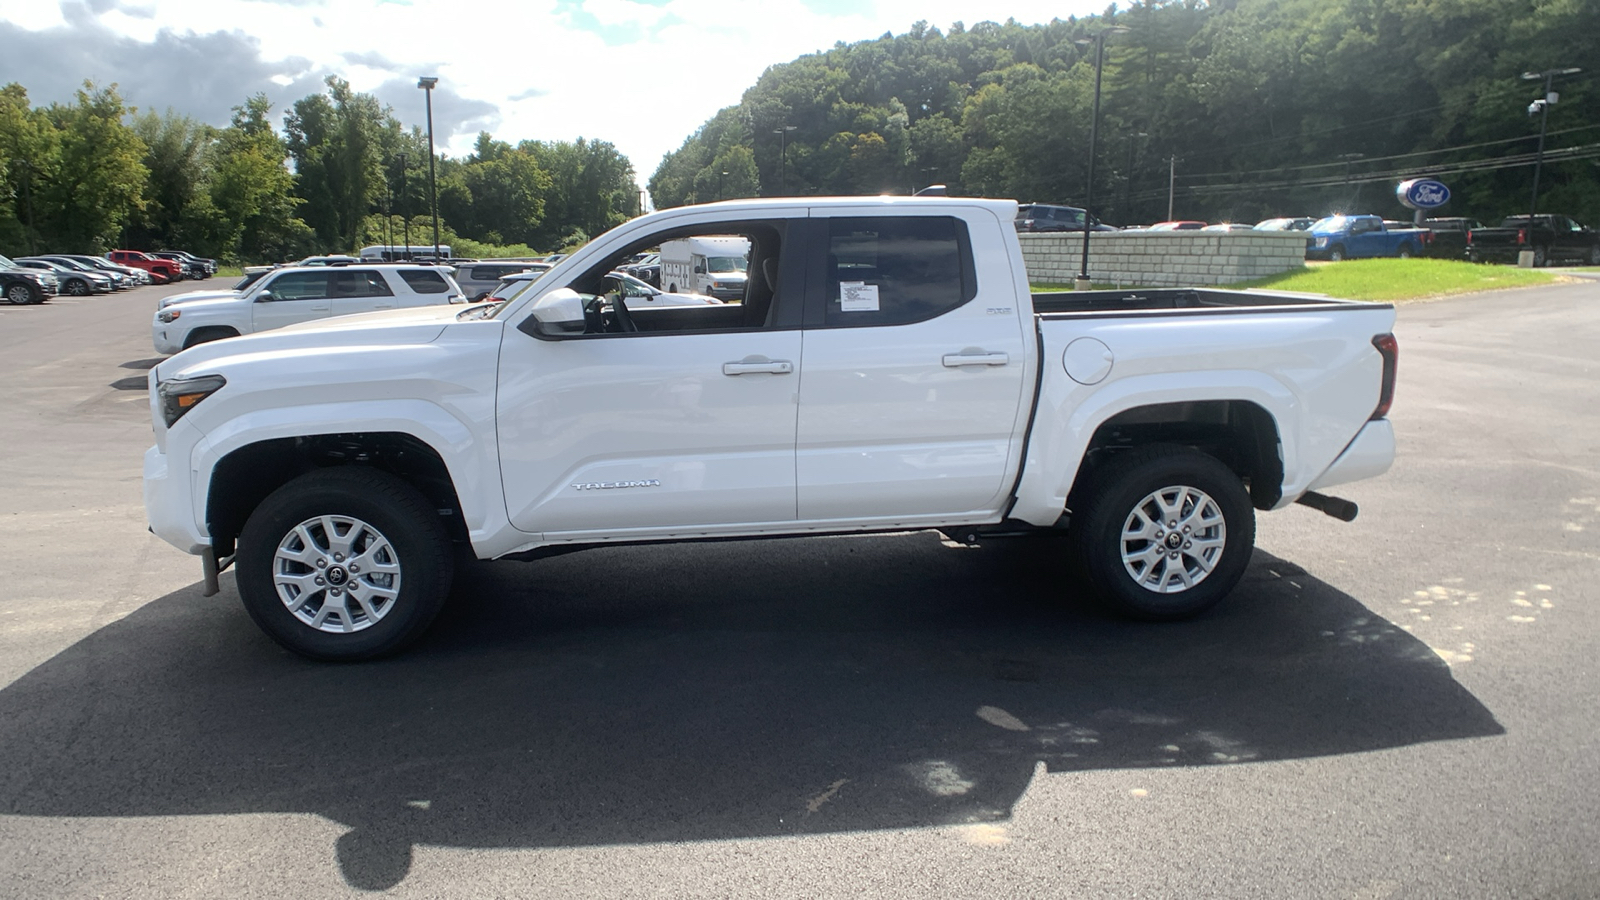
[1068,400,1284,511]
[205,431,470,560]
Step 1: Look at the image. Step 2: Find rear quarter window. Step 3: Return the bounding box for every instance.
[399,269,451,293]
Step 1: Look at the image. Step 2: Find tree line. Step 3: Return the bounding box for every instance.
[649,0,1599,228]
[0,77,639,262]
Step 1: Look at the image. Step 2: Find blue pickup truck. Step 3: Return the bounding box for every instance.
[1306,215,1427,261]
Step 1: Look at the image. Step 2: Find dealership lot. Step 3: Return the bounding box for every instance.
[1,280,1598,898]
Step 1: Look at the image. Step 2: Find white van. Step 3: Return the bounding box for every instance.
[658,235,749,300]
[359,244,453,262]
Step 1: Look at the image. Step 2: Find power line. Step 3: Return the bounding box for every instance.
[1175,124,1600,183]
[1129,142,1600,202]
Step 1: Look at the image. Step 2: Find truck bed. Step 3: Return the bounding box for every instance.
[1032,288,1384,315]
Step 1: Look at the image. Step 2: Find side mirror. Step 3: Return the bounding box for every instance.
[523,287,587,337]
[694,264,706,274]
[255,291,275,302]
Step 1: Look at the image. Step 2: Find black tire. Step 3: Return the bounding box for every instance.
[235,468,453,661]
[1588,245,1600,266]
[181,326,240,349]
[1397,243,1414,259]
[1532,246,1547,268]
[65,278,90,296]
[1328,245,1346,262]
[1070,444,1255,621]
[5,282,38,305]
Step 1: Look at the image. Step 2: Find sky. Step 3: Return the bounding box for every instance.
[0,0,1109,187]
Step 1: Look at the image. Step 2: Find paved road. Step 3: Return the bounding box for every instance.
[1,280,1596,898]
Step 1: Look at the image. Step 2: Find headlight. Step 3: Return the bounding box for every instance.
[157,308,181,323]
[157,374,226,426]
[1315,237,1328,247]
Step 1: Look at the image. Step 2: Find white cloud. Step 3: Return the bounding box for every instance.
[0,0,1110,182]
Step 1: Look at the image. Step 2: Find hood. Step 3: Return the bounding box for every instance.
[159,289,240,308]
[158,304,466,381]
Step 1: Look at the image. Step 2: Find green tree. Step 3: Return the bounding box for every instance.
[285,77,393,252]
[33,82,148,252]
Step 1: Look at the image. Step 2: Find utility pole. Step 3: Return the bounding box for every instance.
[1167,156,1176,222]
[1523,66,1581,265]
[398,153,411,260]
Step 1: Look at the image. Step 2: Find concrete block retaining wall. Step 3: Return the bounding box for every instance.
[1018,231,1309,287]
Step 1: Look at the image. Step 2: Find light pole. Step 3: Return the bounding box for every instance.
[417,76,442,259]
[718,170,728,200]
[1523,66,1582,264]
[772,125,796,195]
[1073,25,1129,290]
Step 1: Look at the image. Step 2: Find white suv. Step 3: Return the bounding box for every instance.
[153,264,466,354]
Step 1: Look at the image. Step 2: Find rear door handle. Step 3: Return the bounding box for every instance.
[942,351,1010,367]
[723,359,794,376]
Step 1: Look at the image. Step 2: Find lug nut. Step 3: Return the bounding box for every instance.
[334,553,345,562]
[316,559,327,568]
[1184,541,1192,549]
[314,576,325,585]
[330,588,342,596]
[348,564,360,573]
[1169,551,1180,560]
[1168,520,1177,527]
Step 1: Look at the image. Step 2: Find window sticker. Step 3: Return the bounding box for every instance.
[840,281,880,312]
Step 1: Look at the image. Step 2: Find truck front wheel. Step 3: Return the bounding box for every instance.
[1071,445,1255,621]
[235,468,454,660]
[1328,245,1346,262]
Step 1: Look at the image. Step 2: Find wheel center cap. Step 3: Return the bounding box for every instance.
[325,566,349,586]
[1166,533,1183,548]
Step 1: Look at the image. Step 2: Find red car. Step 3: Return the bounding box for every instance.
[106,250,183,283]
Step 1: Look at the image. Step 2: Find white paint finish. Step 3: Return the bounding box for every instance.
[1007,304,1395,526]
[145,313,512,554]
[496,328,804,534]
[1306,418,1395,491]
[143,197,1396,572]
[795,204,1033,521]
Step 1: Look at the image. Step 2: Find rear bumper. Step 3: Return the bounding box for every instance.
[1306,418,1395,493]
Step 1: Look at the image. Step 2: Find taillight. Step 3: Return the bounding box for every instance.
[1371,333,1398,419]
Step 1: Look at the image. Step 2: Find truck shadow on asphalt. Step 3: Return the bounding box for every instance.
[0,534,1502,891]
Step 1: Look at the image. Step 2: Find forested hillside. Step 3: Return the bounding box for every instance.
[649,0,1599,227]
[0,77,638,262]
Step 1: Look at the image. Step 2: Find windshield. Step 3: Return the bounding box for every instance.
[0,255,16,268]
[706,256,746,274]
[1312,216,1348,231]
[489,277,540,302]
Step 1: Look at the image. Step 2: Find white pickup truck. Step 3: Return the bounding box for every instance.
[144,197,1398,660]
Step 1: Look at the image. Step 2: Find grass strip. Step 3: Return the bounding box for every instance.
[1035,259,1557,302]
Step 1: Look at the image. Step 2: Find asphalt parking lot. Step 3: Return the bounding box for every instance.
[1,278,1597,898]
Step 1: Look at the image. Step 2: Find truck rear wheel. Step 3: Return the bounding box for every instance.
[1071,445,1255,621]
[1328,245,1346,262]
[235,468,454,660]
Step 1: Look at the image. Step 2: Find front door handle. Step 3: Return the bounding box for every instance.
[723,358,794,376]
[942,351,1010,367]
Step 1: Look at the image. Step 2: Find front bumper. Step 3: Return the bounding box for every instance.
[144,444,208,554]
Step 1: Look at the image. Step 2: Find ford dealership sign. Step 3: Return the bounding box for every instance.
[1397,179,1450,210]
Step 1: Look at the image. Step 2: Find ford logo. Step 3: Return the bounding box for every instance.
[1396,179,1450,210]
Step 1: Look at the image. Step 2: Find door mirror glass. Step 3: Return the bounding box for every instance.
[528,287,586,336]
[254,291,274,302]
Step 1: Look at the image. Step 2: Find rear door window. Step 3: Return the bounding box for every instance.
[819,216,976,328]
[264,271,331,300]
